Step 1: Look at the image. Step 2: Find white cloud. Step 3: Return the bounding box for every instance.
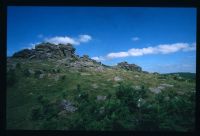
[132,37,140,41]
[44,34,92,45]
[78,35,92,42]
[157,43,189,54]
[91,56,105,62]
[107,52,129,59]
[183,42,196,51]
[45,36,80,45]
[106,42,196,59]
[26,42,41,49]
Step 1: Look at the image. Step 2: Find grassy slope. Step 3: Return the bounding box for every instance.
[6,59,196,130]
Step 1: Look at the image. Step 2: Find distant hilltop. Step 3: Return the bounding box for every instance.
[12,42,76,59]
[11,42,143,72]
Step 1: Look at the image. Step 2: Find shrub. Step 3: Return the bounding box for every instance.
[31,106,43,120]
[23,69,31,77]
[37,95,48,106]
[60,75,66,80]
[7,69,17,87]
[62,90,67,98]
[76,84,81,92]
[34,70,42,78]
[116,83,140,110]
[16,63,21,69]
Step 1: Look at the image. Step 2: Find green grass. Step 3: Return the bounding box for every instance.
[6,59,196,131]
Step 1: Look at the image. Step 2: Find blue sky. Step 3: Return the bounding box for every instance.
[7,7,196,73]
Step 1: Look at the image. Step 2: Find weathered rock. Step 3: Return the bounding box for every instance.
[134,75,139,78]
[99,106,105,114]
[10,43,146,74]
[94,66,104,72]
[117,61,142,72]
[28,69,35,74]
[132,85,141,90]
[39,74,45,79]
[54,75,60,81]
[12,49,35,58]
[97,95,107,101]
[12,42,75,59]
[91,83,98,89]
[160,83,174,87]
[114,76,122,81]
[153,72,159,75]
[80,73,91,76]
[149,87,162,94]
[149,83,174,94]
[59,99,77,113]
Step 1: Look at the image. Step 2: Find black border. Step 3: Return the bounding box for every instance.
[1,0,200,136]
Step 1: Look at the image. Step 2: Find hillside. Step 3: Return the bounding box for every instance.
[162,72,196,80]
[7,43,195,131]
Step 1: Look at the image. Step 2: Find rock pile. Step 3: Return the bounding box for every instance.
[117,61,142,72]
[12,42,76,59]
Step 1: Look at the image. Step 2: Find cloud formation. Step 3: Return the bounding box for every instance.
[44,34,92,45]
[78,35,92,42]
[132,37,140,41]
[91,56,105,62]
[92,42,196,61]
[106,43,196,59]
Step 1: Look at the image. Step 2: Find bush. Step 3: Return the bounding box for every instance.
[23,69,31,77]
[34,70,43,78]
[31,106,43,120]
[37,95,48,106]
[16,63,21,69]
[7,69,17,87]
[60,75,66,80]
[62,90,67,98]
[116,83,140,111]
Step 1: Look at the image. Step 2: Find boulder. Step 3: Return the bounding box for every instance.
[114,76,122,81]
[39,74,45,79]
[91,83,98,89]
[97,95,107,101]
[59,99,78,113]
[117,61,142,72]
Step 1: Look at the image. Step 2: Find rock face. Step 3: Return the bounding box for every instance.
[12,42,76,59]
[117,61,142,72]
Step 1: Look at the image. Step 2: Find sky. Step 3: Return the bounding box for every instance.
[7,6,196,73]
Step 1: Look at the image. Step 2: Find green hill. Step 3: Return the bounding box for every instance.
[163,72,196,80]
[6,43,196,131]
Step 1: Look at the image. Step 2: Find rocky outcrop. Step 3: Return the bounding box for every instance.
[12,42,76,59]
[117,61,142,72]
[11,43,144,73]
